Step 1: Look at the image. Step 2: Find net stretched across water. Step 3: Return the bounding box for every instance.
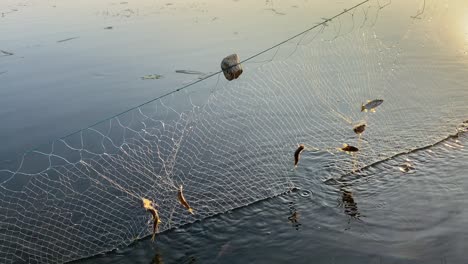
[0,0,467,263]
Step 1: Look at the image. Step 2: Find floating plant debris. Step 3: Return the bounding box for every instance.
[175,70,206,75]
[141,74,163,80]
[0,50,14,56]
[57,37,79,43]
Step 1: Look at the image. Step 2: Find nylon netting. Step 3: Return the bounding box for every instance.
[1,0,467,263]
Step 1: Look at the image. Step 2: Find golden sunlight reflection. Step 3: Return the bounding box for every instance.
[464,13,468,50]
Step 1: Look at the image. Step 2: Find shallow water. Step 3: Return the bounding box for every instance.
[1,0,468,263]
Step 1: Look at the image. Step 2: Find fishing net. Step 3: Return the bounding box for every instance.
[1,0,467,263]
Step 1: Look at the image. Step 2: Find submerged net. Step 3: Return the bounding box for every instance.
[1,0,467,263]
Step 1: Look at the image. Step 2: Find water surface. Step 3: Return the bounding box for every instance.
[77,132,468,264]
[1,0,468,263]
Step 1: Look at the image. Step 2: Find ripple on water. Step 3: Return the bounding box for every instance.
[299,189,312,197]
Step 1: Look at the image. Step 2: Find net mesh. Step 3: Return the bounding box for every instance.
[1,0,467,263]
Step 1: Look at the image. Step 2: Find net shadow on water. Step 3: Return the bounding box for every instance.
[1,0,468,263]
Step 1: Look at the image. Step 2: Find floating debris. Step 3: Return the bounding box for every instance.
[104,26,113,30]
[175,70,206,75]
[221,54,243,81]
[177,185,194,215]
[339,144,359,153]
[141,74,163,80]
[57,37,79,43]
[142,198,161,241]
[361,99,384,112]
[353,123,366,134]
[265,8,286,15]
[0,50,14,56]
[1,9,19,18]
[294,144,305,168]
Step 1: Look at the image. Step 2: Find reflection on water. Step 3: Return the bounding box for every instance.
[150,252,164,264]
[339,189,361,222]
[335,181,363,231]
[215,242,233,261]
[287,201,301,231]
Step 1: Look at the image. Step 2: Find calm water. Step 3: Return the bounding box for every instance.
[1,0,468,263]
[0,0,370,160]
